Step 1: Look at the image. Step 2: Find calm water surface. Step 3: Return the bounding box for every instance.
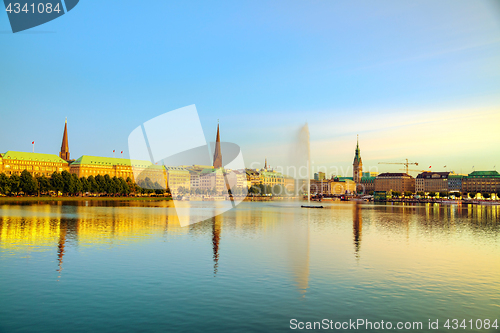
[0,201,499,332]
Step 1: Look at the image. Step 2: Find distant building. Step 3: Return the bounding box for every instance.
[353,136,363,184]
[462,171,500,194]
[415,172,449,193]
[362,172,378,178]
[375,173,415,193]
[314,172,326,181]
[1,151,69,177]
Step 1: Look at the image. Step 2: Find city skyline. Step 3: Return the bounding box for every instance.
[1,1,499,174]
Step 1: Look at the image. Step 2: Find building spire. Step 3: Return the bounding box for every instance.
[213,122,222,169]
[265,158,267,169]
[59,118,70,161]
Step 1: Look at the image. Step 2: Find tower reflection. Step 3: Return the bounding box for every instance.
[212,214,222,276]
[353,202,362,259]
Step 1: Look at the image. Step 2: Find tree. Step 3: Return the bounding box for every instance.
[20,170,38,195]
[70,173,82,195]
[469,192,477,199]
[392,191,401,198]
[36,175,52,195]
[80,177,90,193]
[404,191,413,198]
[0,173,11,195]
[9,174,21,195]
[61,171,73,195]
[416,192,425,197]
[87,175,98,194]
[439,191,448,199]
[95,175,105,194]
[482,192,491,199]
[428,192,436,198]
[51,172,64,195]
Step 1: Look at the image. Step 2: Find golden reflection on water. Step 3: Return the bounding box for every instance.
[1,201,499,296]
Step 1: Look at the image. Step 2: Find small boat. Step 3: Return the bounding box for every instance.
[301,205,324,208]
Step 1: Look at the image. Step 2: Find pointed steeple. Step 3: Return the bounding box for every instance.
[353,134,361,164]
[265,158,267,170]
[59,118,70,161]
[213,121,222,169]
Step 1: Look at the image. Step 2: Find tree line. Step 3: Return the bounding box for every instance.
[0,170,169,196]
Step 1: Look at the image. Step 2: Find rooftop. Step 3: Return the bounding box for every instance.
[71,155,163,169]
[466,171,500,178]
[2,151,67,164]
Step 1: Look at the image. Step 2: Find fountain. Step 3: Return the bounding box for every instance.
[289,123,323,208]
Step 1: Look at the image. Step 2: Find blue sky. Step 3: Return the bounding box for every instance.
[1,0,499,176]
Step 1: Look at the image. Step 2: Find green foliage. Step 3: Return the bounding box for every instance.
[36,175,52,194]
[20,170,38,195]
[392,191,401,198]
[482,192,491,199]
[416,192,425,196]
[439,191,449,198]
[404,191,413,197]
[9,174,21,195]
[0,173,11,195]
[469,192,477,199]
[428,192,436,198]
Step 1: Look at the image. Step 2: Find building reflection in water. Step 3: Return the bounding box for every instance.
[353,202,362,259]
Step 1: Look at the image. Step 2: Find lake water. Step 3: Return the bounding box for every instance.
[0,201,499,332]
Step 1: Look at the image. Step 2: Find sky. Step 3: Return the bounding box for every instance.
[1,0,499,177]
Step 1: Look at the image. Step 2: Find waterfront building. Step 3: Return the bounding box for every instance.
[283,175,296,195]
[259,170,284,188]
[164,166,190,193]
[1,151,69,177]
[70,156,165,186]
[360,176,376,193]
[415,172,449,193]
[310,179,330,195]
[199,168,226,193]
[448,174,464,193]
[245,169,261,188]
[225,170,247,191]
[353,136,363,184]
[309,177,356,195]
[330,177,356,195]
[59,118,71,162]
[375,173,415,193]
[462,171,500,194]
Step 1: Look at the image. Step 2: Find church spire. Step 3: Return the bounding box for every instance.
[265,158,267,170]
[59,118,70,161]
[353,135,363,184]
[213,122,222,169]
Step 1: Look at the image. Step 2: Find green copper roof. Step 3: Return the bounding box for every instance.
[466,171,500,178]
[361,176,376,181]
[2,151,67,163]
[448,175,464,179]
[71,155,163,169]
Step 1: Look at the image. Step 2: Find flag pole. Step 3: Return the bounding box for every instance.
[32,141,35,153]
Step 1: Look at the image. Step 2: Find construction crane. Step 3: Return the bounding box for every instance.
[378,159,418,174]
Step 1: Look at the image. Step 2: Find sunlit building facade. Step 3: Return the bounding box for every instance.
[0,151,69,177]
